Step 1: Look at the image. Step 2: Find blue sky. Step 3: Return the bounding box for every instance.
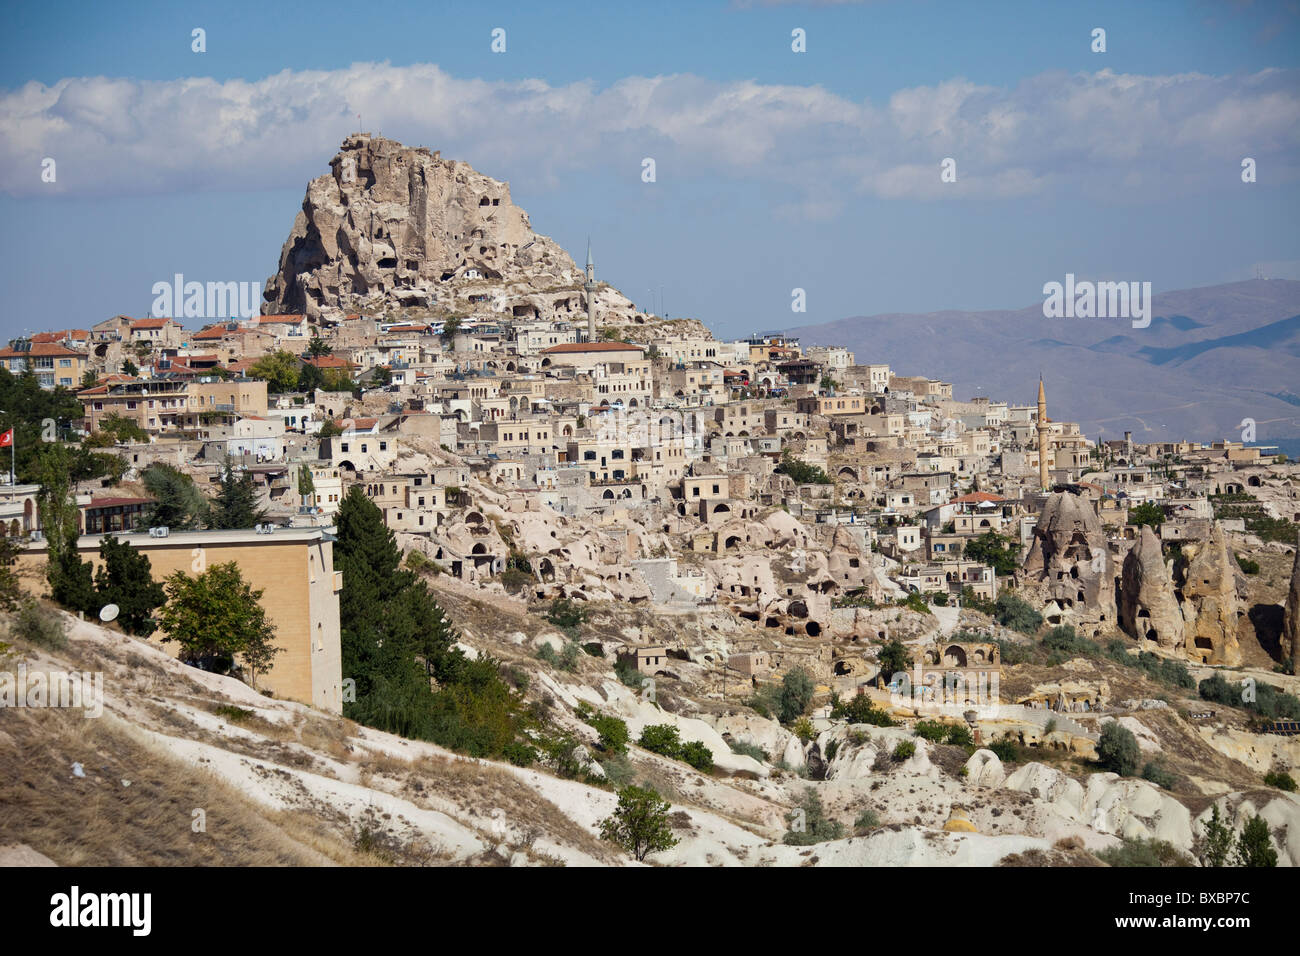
[2,0,1298,338]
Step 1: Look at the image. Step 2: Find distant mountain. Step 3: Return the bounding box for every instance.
[788,279,1300,446]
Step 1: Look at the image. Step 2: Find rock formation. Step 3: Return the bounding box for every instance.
[262,134,636,325]
[1118,525,1184,650]
[1022,490,1116,629]
[1284,530,1300,666]
[1177,522,1242,666]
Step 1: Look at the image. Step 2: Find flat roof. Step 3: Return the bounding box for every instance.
[24,526,334,551]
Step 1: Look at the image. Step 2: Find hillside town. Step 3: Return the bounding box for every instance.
[3,136,1299,869]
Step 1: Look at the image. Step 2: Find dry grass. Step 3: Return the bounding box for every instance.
[0,707,358,866]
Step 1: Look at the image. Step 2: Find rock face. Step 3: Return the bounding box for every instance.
[1285,531,1300,666]
[1178,522,1242,666]
[1118,525,1185,651]
[263,134,634,324]
[1022,490,1116,630]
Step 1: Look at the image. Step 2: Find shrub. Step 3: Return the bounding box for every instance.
[536,641,581,672]
[945,724,974,748]
[1263,770,1297,792]
[680,741,715,773]
[599,754,636,788]
[638,724,683,760]
[782,788,845,845]
[599,786,678,861]
[779,666,816,724]
[1096,837,1192,867]
[913,720,949,743]
[831,691,896,726]
[615,660,644,689]
[587,713,630,755]
[545,597,587,636]
[1235,554,1260,575]
[892,740,916,761]
[729,740,767,762]
[500,568,533,593]
[11,598,67,650]
[1042,624,1100,657]
[1097,722,1141,776]
[502,740,537,767]
[853,808,881,833]
[988,739,1022,763]
[994,593,1042,635]
[1141,760,1177,790]
[793,717,816,743]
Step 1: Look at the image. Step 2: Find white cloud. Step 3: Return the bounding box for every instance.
[2,61,1296,211]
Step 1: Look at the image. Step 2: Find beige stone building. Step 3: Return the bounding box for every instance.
[18,528,343,713]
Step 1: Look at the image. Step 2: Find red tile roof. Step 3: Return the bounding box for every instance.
[947,492,1007,505]
[0,342,83,358]
[304,356,353,369]
[130,318,175,329]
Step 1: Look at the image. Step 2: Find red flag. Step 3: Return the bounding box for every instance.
[0,429,12,448]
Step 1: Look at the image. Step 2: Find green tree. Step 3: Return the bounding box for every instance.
[1096,721,1140,776]
[296,362,324,393]
[638,724,683,759]
[157,562,280,684]
[209,462,265,530]
[775,450,832,485]
[141,463,208,530]
[0,534,23,611]
[249,350,300,394]
[964,531,1022,576]
[779,666,816,724]
[1233,814,1278,867]
[306,335,332,358]
[297,463,316,506]
[599,785,678,861]
[121,359,139,377]
[877,639,912,681]
[93,535,165,636]
[34,443,96,612]
[440,316,463,349]
[1128,502,1166,530]
[1195,804,1234,867]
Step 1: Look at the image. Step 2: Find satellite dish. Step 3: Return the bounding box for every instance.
[99,604,120,623]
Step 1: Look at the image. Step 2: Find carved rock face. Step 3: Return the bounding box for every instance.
[1178,523,1242,666]
[1023,491,1115,625]
[1285,532,1300,667]
[1118,525,1184,650]
[263,135,584,320]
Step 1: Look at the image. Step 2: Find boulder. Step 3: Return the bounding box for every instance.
[963,749,1006,788]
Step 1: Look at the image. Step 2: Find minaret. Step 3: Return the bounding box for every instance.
[1036,376,1051,490]
[584,240,597,342]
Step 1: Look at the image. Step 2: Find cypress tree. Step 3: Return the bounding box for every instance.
[210,462,265,529]
[94,535,166,636]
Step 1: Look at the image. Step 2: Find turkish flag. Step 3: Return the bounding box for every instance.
[0,429,12,448]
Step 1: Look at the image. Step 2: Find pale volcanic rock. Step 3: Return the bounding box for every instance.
[263,134,635,324]
[1118,525,1185,651]
[1284,531,1300,666]
[1022,490,1116,626]
[1179,522,1243,666]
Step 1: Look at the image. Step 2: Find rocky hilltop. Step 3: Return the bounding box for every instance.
[262,134,638,327]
